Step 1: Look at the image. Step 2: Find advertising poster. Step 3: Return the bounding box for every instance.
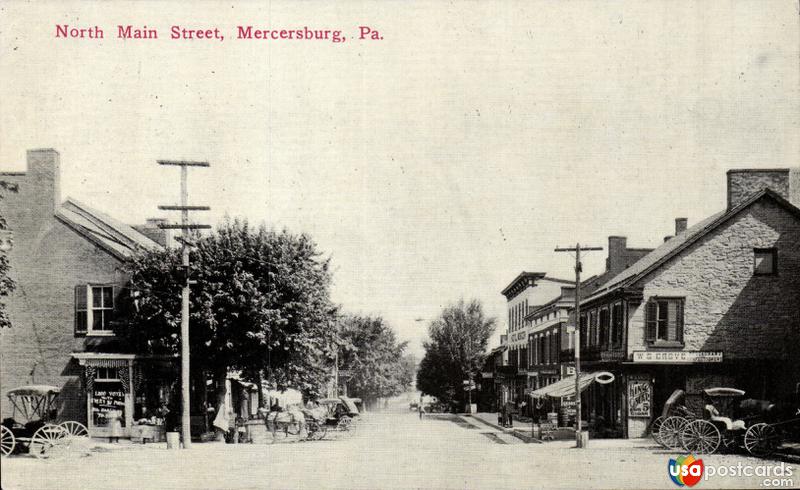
[1,1,798,489]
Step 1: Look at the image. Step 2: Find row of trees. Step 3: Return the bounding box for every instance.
[118,219,412,416]
[337,314,415,407]
[416,299,496,410]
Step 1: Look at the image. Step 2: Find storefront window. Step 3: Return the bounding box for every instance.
[92,368,126,429]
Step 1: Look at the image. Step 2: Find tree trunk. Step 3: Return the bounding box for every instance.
[257,370,265,409]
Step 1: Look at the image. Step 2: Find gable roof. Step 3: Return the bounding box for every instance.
[584,189,800,303]
[56,198,162,260]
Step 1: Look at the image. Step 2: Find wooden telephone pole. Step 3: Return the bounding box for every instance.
[554,243,602,448]
[157,160,211,449]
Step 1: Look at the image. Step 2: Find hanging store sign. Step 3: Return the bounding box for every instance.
[632,351,723,364]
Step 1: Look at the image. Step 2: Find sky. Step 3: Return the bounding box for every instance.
[1,1,798,357]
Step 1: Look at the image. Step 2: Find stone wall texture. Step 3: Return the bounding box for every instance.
[628,197,800,364]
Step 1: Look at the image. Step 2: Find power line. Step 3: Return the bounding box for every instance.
[554,243,602,449]
[157,159,210,449]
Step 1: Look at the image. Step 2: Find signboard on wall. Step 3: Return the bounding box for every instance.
[627,379,651,418]
[632,351,723,364]
[92,386,126,427]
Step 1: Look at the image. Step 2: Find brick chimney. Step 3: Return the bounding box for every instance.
[133,218,173,248]
[606,236,628,274]
[0,149,61,237]
[727,169,791,210]
[675,218,687,235]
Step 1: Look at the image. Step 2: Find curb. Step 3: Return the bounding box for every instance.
[467,414,542,444]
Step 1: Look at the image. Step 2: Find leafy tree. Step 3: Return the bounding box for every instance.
[0,180,18,329]
[337,314,410,406]
[119,219,338,412]
[416,299,496,409]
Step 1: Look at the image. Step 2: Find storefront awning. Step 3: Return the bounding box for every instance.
[530,373,598,399]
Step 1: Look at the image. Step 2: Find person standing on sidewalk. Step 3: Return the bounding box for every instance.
[418,398,425,419]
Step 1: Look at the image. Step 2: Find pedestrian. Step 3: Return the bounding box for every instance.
[418,400,425,419]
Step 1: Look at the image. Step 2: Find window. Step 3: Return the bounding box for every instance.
[599,309,610,348]
[611,302,624,348]
[588,311,598,347]
[579,314,588,348]
[543,335,550,365]
[645,298,684,344]
[75,285,115,335]
[754,248,777,275]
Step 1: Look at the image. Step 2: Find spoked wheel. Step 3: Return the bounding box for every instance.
[30,424,70,459]
[681,420,722,454]
[59,421,89,438]
[313,424,327,440]
[658,416,688,449]
[1,425,15,456]
[650,415,665,446]
[285,421,301,436]
[337,416,352,432]
[744,423,780,457]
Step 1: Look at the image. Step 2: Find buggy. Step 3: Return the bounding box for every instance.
[1,385,89,459]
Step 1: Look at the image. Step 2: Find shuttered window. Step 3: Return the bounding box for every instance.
[74,284,116,336]
[644,298,684,343]
[611,302,624,348]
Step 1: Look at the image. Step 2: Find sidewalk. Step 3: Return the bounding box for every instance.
[467,412,538,443]
[467,413,663,449]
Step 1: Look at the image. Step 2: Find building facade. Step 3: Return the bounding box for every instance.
[579,169,800,438]
[0,149,174,438]
[500,272,572,408]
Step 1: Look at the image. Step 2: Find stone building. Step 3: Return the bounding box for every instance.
[578,169,800,438]
[0,149,173,438]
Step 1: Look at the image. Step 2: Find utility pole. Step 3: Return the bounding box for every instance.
[158,160,211,449]
[555,243,602,448]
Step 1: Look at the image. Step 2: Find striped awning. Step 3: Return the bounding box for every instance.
[530,373,597,399]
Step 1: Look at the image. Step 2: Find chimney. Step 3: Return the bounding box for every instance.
[727,169,790,210]
[1,149,61,237]
[27,149,61,213]
[133,218,173,248]
[675,218,687,235]
[606,236,627,274]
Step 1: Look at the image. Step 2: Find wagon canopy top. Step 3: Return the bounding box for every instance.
[6,385,61,397]
[703,387,745,397]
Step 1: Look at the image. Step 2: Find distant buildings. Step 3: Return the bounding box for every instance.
[491,167,800,439]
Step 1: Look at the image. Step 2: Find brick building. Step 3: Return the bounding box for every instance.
[500,273,572,407]
[578,169,800,438]
[0,149,173,438]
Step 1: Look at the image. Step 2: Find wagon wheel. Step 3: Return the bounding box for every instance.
[682,420,721,454]
[1,425,15,456]
[658,416,688,449]
[30,424,70,459]
[285,421,301,436]
[744,423,779,457]
[59,421,89,438]
[313,423,327,441]
[650,415,665,445]
[337,416,352,432]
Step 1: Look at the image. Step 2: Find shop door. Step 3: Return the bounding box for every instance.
[88,366,133,438]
